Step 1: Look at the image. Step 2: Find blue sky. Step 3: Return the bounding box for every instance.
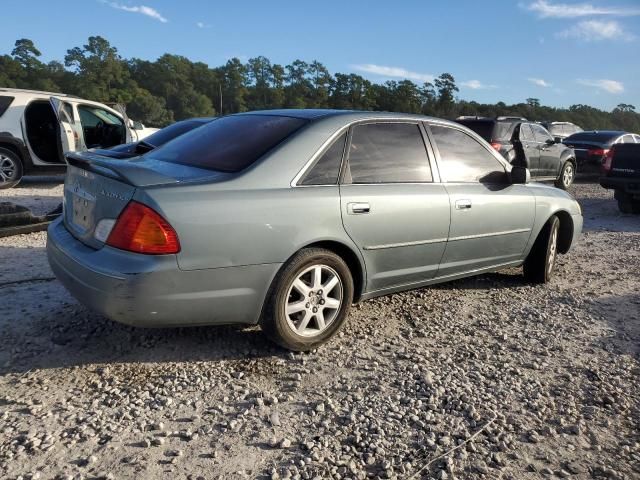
[2,0,638,110]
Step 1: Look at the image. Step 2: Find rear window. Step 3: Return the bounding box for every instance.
[148,115,308,172]
[456,120,512,141]
[143,119,209,147]
[565,132,620,143]
[0,96,15,117]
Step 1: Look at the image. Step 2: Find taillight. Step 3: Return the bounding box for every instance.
[588,148,609,157]
[601,148,615,175]
[490,142,502,151]
[106,201,180,254]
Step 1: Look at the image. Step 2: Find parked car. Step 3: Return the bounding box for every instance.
[563,130,639,175]
[47,110,583,351]
[90,117,215,160]
[0,88,157,189]
[538,121,583,142]
[600,143,640,213]
[455,116,577,189]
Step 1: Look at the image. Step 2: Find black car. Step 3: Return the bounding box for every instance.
[91,117,215,159]
[455,116,577,189]
[600,143,640,213]
[539,121,583,142]
[563,131,639,175]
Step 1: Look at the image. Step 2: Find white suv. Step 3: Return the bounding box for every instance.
[0,88,158,189]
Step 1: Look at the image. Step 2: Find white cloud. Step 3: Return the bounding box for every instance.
[196,22,210,29]
[103,2,168,23]
[460,80,497,90]
[577,79,624,93]
[351,64,434,83]
[557,20,634,41]
[529,78,552,87]
[526,0,640,18]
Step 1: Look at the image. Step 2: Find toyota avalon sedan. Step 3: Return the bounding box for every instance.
[47,110,583,351]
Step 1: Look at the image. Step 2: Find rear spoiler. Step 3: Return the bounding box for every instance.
[65,151,179,187]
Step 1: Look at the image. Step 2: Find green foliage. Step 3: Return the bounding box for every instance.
[2,37,639,132]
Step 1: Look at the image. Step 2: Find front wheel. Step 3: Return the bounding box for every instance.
[261,248,354,351]
[524,215,560,284]
[555,160,575,190]
[0,148,23,190]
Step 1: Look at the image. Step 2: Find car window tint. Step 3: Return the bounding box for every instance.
[430,125,507,184]
[532,124,553,143]
[622,135,635,144]
[149,115,308,173]
[301,132,346,185]
[347,123,432,183]
[62,102,75,123]
[0,96,15,117]
[520,124,534,142]
[143,119,208,147]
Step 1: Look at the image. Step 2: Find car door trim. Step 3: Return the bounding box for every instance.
[363,237,448,251]
[448,227,531,242]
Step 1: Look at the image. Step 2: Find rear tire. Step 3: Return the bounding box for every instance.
[261,248,354,351]
[0,147,23,190]
[524,215,560,284]
[555,160,575,190]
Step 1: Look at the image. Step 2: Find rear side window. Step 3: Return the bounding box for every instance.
[346,123,432,183]
[430,125,506,184]
[300,132,346,185]
[149,115,308,172]
[0,96,15,117]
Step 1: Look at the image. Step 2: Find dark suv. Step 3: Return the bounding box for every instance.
[455,116,577,189]
[539,122,583,142]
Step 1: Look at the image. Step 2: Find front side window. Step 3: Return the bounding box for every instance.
[519,124,534,142]
[531,124,553,143]
[430,125,507,184]
[77,105,125,148]
[300,132,346,185]
[347,123,432,183]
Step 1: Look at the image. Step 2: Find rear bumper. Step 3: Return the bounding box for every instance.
[600,177,640,196]
[46,218,280,327]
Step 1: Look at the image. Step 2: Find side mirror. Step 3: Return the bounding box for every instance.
[511,165,530,184]
[545,138,556,146]
[554,137,563,143]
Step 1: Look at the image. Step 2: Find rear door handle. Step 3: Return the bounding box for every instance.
[455,199,472,210]
[347,202,370,214]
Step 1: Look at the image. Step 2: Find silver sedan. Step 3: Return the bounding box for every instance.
[47,110,583,351]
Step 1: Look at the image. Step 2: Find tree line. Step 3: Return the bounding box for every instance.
[2,37,638,132]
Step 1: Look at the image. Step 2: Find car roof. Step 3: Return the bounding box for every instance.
[235,109,465,128]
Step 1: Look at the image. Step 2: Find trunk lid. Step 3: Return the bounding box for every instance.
[63,151,231,249]
[609,144,640,178]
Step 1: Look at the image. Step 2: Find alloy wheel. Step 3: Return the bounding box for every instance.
[548,226,558,274]
[284,264,343,337]
[563,164,573,188]
[0,154,16,182]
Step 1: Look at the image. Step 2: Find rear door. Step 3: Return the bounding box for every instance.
[50,97,79,159]
[339,122,451,292]
[427,123,535,276]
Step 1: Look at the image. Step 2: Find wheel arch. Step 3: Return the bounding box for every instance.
[553,209,574,254]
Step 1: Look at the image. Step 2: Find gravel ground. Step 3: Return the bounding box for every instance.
[0,180,638,480]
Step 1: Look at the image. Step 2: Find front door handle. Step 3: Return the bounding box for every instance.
[347,202,370,214]
[455,199,472,210]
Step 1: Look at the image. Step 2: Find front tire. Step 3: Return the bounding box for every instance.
[524,215,560,284]
[0,148,23,190]
[555,160,575,190]
[261,248,354,351]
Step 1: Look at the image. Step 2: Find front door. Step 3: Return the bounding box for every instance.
[427,123,536,277]
[532,124,563,176]
[339,122,451,292]
[517,123,541,175]
[50,97,78,161]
